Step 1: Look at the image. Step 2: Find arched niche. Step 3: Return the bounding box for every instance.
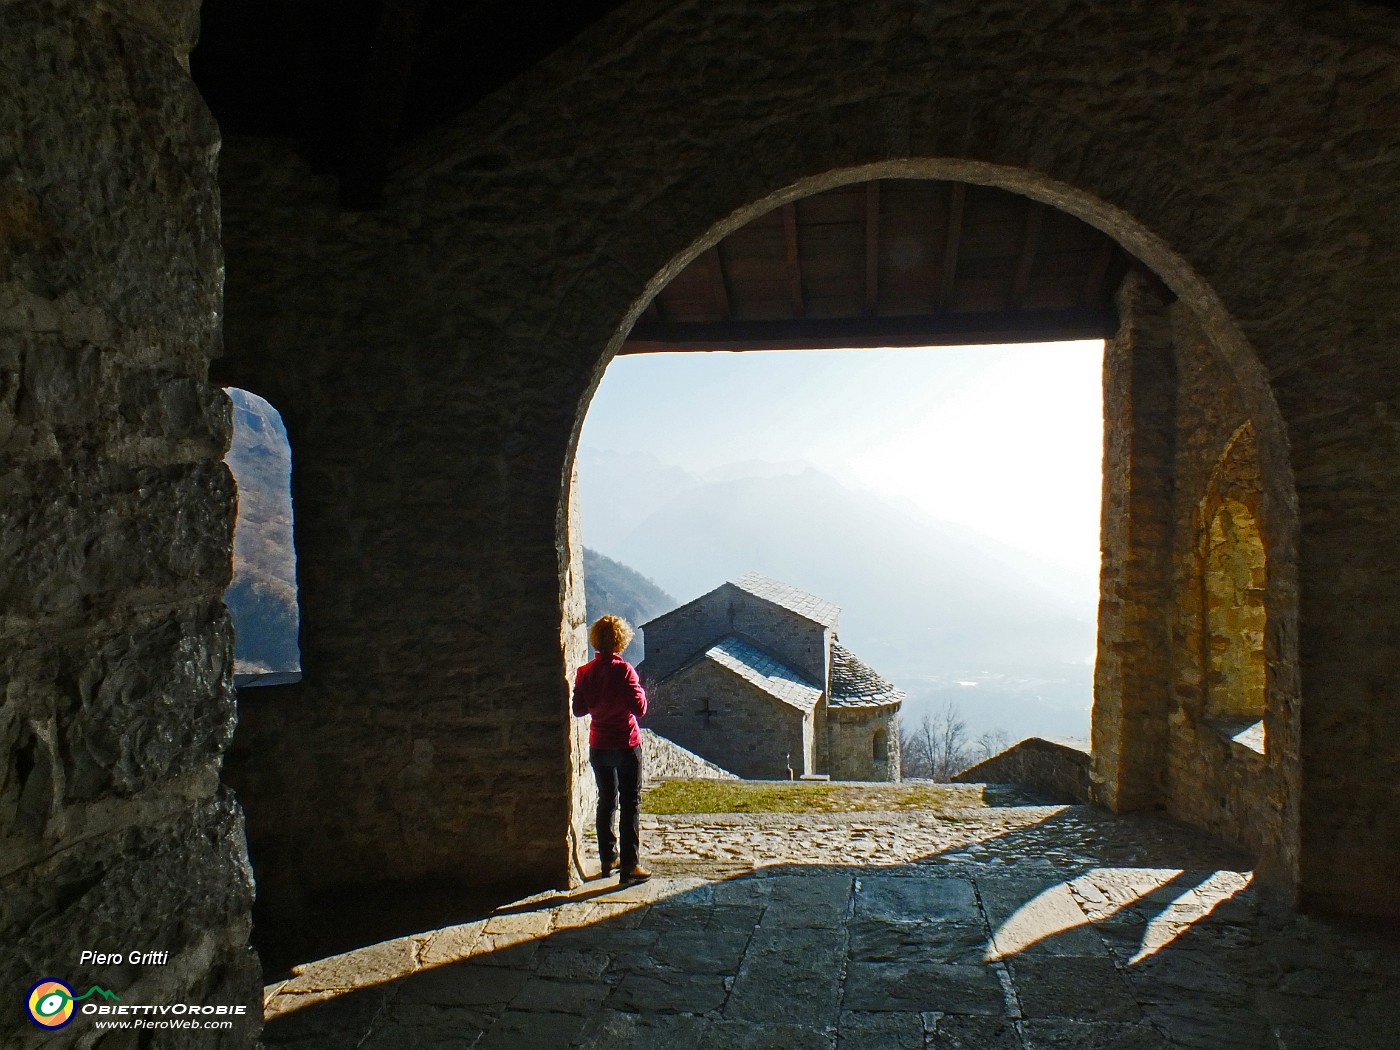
[1203,497,1267,738]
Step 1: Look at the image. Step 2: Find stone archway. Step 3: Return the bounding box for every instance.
[214,0,1399,930]
[559,160,1299,894]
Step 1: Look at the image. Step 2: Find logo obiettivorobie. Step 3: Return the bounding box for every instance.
[26,979,119,1029]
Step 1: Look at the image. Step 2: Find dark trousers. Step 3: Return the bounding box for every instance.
[591,745,642,869]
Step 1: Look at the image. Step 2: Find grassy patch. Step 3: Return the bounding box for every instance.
[642,779,990,815]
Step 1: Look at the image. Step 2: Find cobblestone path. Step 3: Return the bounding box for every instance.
[262,799,1399,1049]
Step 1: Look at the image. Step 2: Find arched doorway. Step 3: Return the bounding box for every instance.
[561,165,1300,896]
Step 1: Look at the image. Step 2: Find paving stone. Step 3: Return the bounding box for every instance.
[755,874,854,928]
[703,1019,836,1049]
[836,1009,925,1049]
[1123,950,1261,1007]
[925,1014,1023,1049]
[392,960,528,1006]
[1139,1002,1275,1049]
[725,928,846,1027]
[419,922,488,967]
[535,945,613,980]
[843,960,1005,1016]
[980,878,1107,959]
[576,1009,712,1050]
[257,802,1400,1050]
[359,1005,496,1050]
[608,968,730,1014]
[1020,1019,1172,1049]
[279,935,419,993]
[856,876,980,923]
[654,929,754,973]
[643,902,722,930]
[550,925,660,955]
[848,919,989,966]
[510,975,612,1014]
[263,987,391,1045]
[473,1007,591,1050]
[1007,955,1140,1021]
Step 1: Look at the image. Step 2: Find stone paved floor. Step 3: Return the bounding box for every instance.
[261,800,1400,1049]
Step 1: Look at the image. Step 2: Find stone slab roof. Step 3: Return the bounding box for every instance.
[704,635,823,714]
[730,573,840,628]
[829,642,905,708]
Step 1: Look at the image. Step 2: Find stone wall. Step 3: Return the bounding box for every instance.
[1161,305,1301,889]
[648,662,809,779]
[1092,276,1177,813]
[826,707,900,782]
[956,739,1092,805]
[640,729,739,782]
[1094,275,1302,893]
[1,1,259,1045]
[216,0,1400,919]
[642,583,831,688]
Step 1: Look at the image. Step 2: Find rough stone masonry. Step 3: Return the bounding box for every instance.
[8,2,1400,1048]
[1,2,259,1047]
[217,0,1400,933]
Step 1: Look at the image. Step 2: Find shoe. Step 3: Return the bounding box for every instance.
[619,864,651,884]
[594,859,615,881]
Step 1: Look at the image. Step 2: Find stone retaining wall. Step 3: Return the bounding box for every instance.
[956,739,1093,805]
[641,730,738,783]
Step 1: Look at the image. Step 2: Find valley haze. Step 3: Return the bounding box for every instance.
[576,445,1096,741]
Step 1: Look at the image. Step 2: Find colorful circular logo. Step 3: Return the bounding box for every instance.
[27,979,75,1029]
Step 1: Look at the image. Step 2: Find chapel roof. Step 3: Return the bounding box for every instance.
[828,642,905,708]
[729,573,841,629]
[700,635,823,714]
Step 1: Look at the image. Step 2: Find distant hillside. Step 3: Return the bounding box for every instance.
[577,449,1096,738]
[225,388,300,677]
[583,548,676,662]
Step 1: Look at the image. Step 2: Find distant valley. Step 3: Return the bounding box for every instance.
[575,446,1095,739]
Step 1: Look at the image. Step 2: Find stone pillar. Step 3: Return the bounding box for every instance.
[1092,273,1177,813]
[0,2,259,1046]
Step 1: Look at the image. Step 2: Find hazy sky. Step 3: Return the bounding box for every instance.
[579,340,1105,586]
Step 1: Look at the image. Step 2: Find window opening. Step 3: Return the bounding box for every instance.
[224,387,301,687]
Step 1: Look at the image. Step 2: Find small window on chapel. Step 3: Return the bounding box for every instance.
[696,697,718,727]
[873,728,888,762]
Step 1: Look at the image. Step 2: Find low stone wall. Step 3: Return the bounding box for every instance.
[642,730,738,783]
[954,739,1092,805]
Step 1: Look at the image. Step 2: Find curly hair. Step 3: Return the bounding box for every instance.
[588,614,634,655]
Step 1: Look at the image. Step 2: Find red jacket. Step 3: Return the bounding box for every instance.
[572,651,647,749]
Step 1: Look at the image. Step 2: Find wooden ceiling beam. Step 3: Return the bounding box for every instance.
[782,202,805,318]
[1010,201,1045,309]
[621,306,1118,354]
[864,182,880,316]
[937,183,966,310]
[704,245,732,321]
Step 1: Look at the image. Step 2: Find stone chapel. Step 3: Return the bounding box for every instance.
[640,575,903,781]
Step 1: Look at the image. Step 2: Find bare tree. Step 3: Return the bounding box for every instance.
[932,699,970,781]
[898,711,936,779]
[900,701,975,781]
[974,728,1013,763]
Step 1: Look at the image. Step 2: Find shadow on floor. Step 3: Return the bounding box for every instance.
[258,806,1400,1049]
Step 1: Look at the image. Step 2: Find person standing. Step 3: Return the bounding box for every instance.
[572,615,650,883]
